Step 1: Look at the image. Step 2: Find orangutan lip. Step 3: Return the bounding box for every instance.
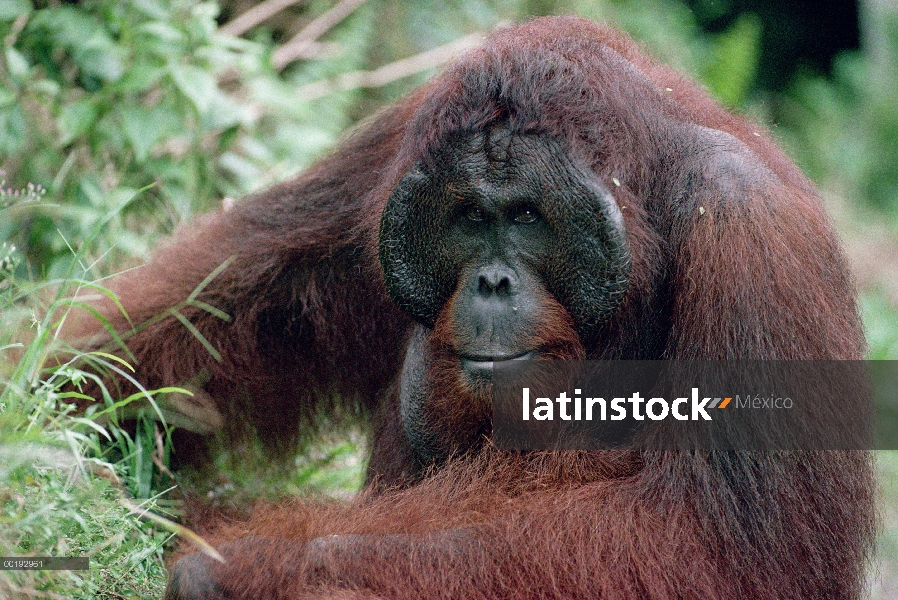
[460,350,537,368]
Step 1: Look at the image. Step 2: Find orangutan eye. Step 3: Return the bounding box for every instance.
[513,207,540,224]
[466,206,485,222]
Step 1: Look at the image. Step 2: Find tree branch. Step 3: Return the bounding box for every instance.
[272,0,368,69]
[295,31,486,100]
[220,0,309,38]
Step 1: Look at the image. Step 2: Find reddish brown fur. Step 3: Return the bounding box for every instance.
[67,17,873,599]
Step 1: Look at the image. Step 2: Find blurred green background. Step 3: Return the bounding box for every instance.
[0,0,896,597]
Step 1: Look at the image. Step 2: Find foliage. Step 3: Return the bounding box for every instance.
[0,169,365,595]
[0,0,364,277]
[780,9,898,221]
[874,451,898,599]
[861,292,898,360]
[774,5,898,360]
[0,456,171,597]
[0,194,179,594]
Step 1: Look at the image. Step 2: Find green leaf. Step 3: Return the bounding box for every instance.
[59,100,100,145]
[188,300,232,322]
[29,7,123,83]
[700,13,762,107]
[0,104,27,155]
[0,86,14,107]
[0,0,31,21]
[186,256,234,302]
[201,90,251,130]
[30,79,60,96]
[112,63,165,94]
[76,174,104,207]
[73,40,125,83]
[4,47,30,80]
[137,22,186,50]
[118,105,179,162]
[168,308,222,362]
[169,63,218,116]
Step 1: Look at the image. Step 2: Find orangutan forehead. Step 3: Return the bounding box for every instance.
[437,127,567,182]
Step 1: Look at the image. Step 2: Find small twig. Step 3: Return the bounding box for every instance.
[220,0,308,38]
[285,40,341,61]
[3,13,29,47]
[152,423,175,479]
[295,31,485,100]
[272,0,368,69]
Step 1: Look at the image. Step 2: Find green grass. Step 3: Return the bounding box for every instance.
[873,451,898,599]
[0,452,170,598]
[0,238,367,596]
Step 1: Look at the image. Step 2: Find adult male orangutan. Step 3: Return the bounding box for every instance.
[66,16,873,600]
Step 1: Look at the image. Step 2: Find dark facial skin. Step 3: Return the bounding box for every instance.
[381,127,630,462]
[442,133,550,379]
[381,126,630,380]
